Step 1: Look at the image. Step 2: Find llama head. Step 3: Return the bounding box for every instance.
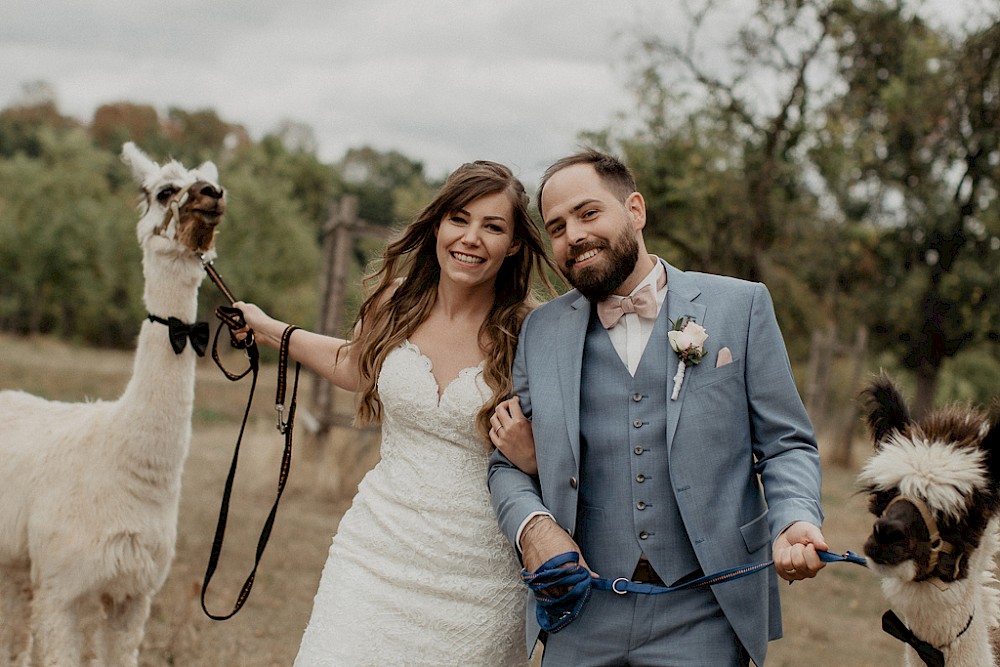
[858,372,1000,584]
[121,142,225,259]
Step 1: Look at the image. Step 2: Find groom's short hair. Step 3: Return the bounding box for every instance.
[536,149,637,212]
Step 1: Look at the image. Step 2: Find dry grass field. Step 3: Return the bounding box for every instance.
[0,332,902,666]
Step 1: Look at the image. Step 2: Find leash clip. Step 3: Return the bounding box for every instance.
[611,577,629,595]
[276,404,289,434]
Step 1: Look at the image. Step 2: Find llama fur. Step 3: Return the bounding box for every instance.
[859,373,1000,666]
[0,143,223,667]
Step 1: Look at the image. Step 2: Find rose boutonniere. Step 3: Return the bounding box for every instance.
[667,316,708,400]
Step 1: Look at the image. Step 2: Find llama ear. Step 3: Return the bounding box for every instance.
[120,142,159,184]
[196,161,219,184]
[860,371,912,449]
[983,406,1000,489]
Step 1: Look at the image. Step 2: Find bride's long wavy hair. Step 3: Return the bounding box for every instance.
[347,160,553,445]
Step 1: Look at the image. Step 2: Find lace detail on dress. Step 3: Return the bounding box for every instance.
[293,341,527,667]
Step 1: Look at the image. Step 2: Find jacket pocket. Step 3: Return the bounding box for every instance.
[740,510,770,555]
[690,356,744,391]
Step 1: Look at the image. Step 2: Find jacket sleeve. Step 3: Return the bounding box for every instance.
[745,283,825,538]
[488,310,551,553]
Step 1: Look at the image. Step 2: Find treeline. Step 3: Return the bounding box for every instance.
[0,0,997,418]
[0,97,438,349]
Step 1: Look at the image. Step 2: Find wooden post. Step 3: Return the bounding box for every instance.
[829,325,869,468]
[301,196,393,498]
[310,196,360,437]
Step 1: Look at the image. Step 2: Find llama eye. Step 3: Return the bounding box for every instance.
[868,490,896,516]
[156,186,178,203]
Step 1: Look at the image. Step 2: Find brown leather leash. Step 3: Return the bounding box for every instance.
[198,255,301,620]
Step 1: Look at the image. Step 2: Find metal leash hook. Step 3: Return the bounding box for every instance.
[274,323,300,434]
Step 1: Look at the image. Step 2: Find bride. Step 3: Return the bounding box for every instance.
[235,160,552,666]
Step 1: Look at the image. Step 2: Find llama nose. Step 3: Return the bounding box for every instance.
[873,518,907,545]
[196,182,223,199]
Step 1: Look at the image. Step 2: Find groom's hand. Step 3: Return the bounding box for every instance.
[773,521,828,582]
[521,516,595,577]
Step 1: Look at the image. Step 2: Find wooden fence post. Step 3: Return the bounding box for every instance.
[301,195,393,498]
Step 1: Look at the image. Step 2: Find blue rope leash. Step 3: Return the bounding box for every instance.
[522,549,867,633]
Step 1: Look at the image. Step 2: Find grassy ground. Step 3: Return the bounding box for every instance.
[0,332,902,666]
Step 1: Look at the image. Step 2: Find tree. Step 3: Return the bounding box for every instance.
[339,146,438,228]
[814,1,1000,415]
[91,102,168,156]
[595,0,843,359]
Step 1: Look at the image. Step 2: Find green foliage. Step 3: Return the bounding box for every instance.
[600,0,998,406]
[0,94,440,351]
[210,153,321,329]
[0,129,141,345]
[816,1,1000,413]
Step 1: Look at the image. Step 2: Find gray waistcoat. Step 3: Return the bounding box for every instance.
[575,306,700,584]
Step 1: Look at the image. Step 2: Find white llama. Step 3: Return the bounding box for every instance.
[0,143,224,667]
[859,372,1000,666]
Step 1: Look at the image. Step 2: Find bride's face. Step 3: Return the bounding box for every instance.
[434,191,521,290]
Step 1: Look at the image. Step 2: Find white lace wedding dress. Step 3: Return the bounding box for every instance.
[293,341,527,667]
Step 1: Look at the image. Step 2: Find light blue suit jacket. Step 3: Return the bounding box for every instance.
[488,260,824,665]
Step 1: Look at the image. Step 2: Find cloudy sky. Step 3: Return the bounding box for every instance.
[1,0,983,187]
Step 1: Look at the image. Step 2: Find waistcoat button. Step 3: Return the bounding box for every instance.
[634,446,643,455]
[633,419,643,428]
[636,501,646,510]
[569,476,578,489]
[632,393,642,402]
[639,531,649,540]
[636,473,646,483]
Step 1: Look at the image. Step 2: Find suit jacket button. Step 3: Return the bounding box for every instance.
[639,531,649,540]
[569,476,578,489]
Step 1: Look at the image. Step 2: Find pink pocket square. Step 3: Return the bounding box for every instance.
[716,347,733,368]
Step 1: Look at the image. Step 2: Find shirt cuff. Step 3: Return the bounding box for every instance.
[516,511,555,553]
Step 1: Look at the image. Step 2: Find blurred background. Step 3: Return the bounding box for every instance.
[1,0,997,664]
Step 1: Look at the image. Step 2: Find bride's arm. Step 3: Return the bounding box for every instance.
[233,301,362,392]
[489,397,537,475]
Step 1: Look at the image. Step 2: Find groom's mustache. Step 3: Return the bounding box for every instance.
[565,241,608,270]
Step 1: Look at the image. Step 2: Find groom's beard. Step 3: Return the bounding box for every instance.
[564,225,640,302]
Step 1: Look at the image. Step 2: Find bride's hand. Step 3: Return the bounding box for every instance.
[490,397,537,475]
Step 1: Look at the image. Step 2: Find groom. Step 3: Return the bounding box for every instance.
[489,150,826,666]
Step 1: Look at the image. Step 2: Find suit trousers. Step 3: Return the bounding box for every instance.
[539,585,751,667]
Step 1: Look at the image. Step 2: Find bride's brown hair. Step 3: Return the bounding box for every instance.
[347,160,553,445]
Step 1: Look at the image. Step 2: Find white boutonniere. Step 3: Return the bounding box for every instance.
[667,316,708,400]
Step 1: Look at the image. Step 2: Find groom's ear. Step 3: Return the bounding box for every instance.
[626,191,646,231]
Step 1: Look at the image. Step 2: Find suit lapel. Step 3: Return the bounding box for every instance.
[558,293,590,470]
[663,262,705,455]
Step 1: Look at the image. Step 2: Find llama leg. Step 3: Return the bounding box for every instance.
[0,570,33,667]
[31,587,83,667]
[96,593,152,667]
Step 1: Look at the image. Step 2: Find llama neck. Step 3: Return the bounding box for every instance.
[889,518,1000,666]
[116,247,205,456]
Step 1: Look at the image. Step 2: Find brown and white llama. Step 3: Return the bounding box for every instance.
[0,143,224,667]
[859,372,1000,666]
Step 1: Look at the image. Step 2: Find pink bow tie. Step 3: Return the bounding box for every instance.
[597,284,657,329]
[596,268,667,329]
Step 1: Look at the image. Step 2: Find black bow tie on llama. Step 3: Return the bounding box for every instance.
[147,314,210,357]
[882,610,945,667]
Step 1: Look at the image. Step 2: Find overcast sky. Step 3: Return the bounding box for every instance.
[1,0,984,187]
